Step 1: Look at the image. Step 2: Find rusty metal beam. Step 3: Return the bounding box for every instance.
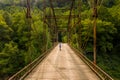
[49,0,79,2]
[45,15,79,19]
[43,0,47,51]
[26,0,31,18]
[49,0,71,2]
[49,0,57,28]
[67,0,75,43]
[54,8,70,10]
[93,0,98,64]
[49,0,58,42]
[77,0,82,49]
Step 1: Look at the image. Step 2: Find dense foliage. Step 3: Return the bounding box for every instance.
[0,1,53,79]
[0,0,120,80]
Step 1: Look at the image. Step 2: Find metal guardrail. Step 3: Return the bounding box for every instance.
[69,44,114,80]
[8,44,57,80]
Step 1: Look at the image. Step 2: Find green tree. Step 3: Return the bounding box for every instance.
[0,14,13,51]
[0,41,24,78]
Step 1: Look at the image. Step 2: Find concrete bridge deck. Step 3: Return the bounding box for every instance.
[24,43,100,80]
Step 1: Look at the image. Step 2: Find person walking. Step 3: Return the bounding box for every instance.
[59,43,61,51]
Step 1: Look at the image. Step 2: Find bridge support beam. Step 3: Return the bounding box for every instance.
[93,0,98,64]
[67,0,75,43]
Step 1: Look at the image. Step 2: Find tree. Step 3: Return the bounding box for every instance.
[0,41,24,78]
[0,14,13,51]
[96,20,117,54]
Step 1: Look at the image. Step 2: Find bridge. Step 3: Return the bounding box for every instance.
[22,44,99,80]
[9,43,113,80]
[5,0,114,80]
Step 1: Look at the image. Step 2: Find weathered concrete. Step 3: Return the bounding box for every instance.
[24,43,100,80]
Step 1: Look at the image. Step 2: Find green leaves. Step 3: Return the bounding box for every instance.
[0,14,12,42]
[0,6,53,79]
[0,41,24,77]
[96,20,116,53]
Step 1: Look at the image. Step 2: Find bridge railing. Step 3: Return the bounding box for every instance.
[69,44,114,80]
[8,44,57,80]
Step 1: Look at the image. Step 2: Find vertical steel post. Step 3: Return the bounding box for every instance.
[77,0,82,49]
[43,0,47,51]
[26,0,31,18]
[93,0,97,64]
[26,0,32,63]
[49,0,58,44]
[68,0,75,43]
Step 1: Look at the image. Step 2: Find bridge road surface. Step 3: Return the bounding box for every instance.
[25,43,100,80]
